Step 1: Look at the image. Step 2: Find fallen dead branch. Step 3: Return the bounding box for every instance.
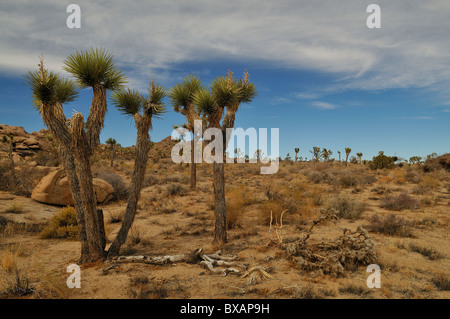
[106,248,248,276]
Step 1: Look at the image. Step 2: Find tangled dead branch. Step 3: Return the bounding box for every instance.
[106,248,248,276]
[284,209,377,277]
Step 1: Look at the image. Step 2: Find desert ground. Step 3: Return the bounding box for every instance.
[0,128,449,299]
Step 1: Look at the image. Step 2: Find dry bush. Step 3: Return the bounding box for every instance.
[324,194,366,219]
[404,169,422,184]
[380,192,419,211]
[226,186,255,229]
[431,274,450,291]
[1,270,34,297]
[40,206,78,240]
[107,209,123,223]
[166,183,188,196]
[33,149,60,167]
[338,283,370,297]
[1,250,17,273]
[408,244,443,261]
[412,175,440,195]
[95,170,128,201]
[367,213,413,237]
[2,202,24,214]
[128,276,168,299]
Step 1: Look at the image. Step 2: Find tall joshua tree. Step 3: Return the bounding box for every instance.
[169,76,202,190]
[345,147,352,167]
[194,70,256,244]
[105,137,118,167]
[338,150,341,163]
[107,82,166,257]
[294,148,299,162]
[25,49,126,262]
[356,152,363,164]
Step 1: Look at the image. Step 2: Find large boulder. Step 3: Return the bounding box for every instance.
[31,169,114,206]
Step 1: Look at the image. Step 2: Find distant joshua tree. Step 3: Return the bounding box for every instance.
[310,146,322,162]
[294,148,299,162]
[356,152,363,164]
[338,150,341,163]
[322,148,332,161]
[345,147,352,166]
[105,138,118,167]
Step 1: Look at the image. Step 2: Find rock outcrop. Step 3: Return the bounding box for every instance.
[0,124,52,159]
[31,169,114,206]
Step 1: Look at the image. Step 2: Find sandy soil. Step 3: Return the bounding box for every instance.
[0,160,449,299]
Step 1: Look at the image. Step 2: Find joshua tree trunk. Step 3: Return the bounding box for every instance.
[107,114,151,258]
[71,113,106,261]
[40,103,91,261]
[212,161,227,244]
[58,147,90,260]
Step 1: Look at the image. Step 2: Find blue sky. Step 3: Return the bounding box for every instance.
[1,0,449,161]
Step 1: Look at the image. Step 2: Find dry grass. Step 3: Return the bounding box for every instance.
[324,194,367,219]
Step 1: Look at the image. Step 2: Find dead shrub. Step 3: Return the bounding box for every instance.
[166,183,187,196]
[380,192,419,211]
[95,170,128,201]
[324,194,366,219]
[367,213,413,237]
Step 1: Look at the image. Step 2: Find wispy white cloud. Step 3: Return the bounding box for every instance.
[1,0,450,95]
[311,101,338,110]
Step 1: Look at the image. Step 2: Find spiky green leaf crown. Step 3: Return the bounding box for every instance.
[63,48,127,90]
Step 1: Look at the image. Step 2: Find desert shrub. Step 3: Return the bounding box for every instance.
[380,192,418,211]
[95,170,128,201]
[2,203,24,214]
[226,186,255,229]
[431,274,450,291]
[166,183,187,196]
[369,152,396,170]
[33,149,60,167]
[404,170,422,184]
[412,176,440,195]
[408,244,442,260]
[307,171,336,184]
[367,213,413,237]
[1,270,34,297]
[40,207,78,240]
[108,210,123,223]
[0,160,14,191]
[338,284,370,297]
[324,194,366,219]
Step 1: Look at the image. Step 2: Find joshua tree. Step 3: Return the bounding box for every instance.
[169,76,202,190]
[254,149,263,161]
[345,147,352,166]
[105,137,118,167]
[25,49,126,262]
[194,69,256,244]
[356,152,363,164]
[108,82,166,257]
[310,146,322,162]
[338,150,341,163]
[322,148,332,161]
[294,148,299,162]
